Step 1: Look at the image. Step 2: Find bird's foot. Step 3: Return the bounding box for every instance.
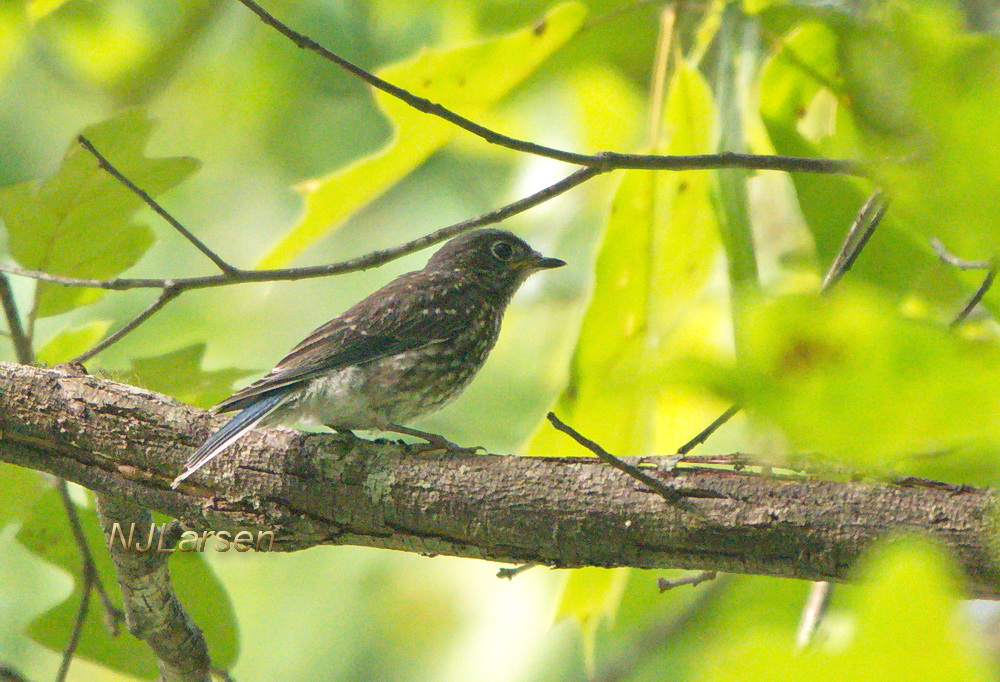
[385,423,484,455]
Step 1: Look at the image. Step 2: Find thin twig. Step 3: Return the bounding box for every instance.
[54,568,92,682]
[657,570,717,592]
[930,238,998,327]
[646,5,675,145]
[56,481,125,681]
[497,563,536,580]
[931,238,993,270]
[676,404,741,455]
[546,412,700,515]
[796,580,832,649]
[72,285,181,363]
[57,481,124,635]
[594,576,727,682]
[0,166,602,294]
[77,135,240,276]
[233,0,861,176]
[821,190,887,293]
[0,274,31,364]
[676,192,887,456]
[951,266,996,327]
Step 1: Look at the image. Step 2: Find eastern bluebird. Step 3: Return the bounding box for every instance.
[171,228,565,487]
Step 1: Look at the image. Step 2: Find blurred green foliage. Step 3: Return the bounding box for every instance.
[1,0,1000,680]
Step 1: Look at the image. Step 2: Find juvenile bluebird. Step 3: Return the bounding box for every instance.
[171,228,565,487]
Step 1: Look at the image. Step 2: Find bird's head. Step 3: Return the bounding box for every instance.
[424,229,566,297]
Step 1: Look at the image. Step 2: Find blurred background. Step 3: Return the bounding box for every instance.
[4,0,1000,680]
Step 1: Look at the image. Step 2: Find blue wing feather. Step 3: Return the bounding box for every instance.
[172,391,290,487]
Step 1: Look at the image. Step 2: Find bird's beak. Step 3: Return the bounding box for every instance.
[529,252,567,270]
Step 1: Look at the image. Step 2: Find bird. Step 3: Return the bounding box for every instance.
[171,228,566,488]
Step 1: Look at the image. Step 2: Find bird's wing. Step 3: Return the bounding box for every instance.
[214,273,472,413]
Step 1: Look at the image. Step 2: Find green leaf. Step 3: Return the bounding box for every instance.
[26,0,73,23]
[690,285,1000,478]
[36,320,111,365]
[17,489,239,677]
[553,567,629,677]
[758,20,969,311]
[838,2,1000,274]
[527,57,722,458]
[125,343,255,409]
[0,109,198,317]
[255,1,586,268]
[0,463,48,528]
[699,536,992,681]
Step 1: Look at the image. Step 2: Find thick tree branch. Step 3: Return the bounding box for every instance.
[2,361,999,597]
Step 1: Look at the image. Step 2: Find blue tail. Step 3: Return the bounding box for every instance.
[172,392,289,488]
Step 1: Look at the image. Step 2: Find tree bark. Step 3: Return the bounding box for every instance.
[2,361,999,597]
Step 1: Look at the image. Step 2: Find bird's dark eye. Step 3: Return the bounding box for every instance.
[490,240,515,261]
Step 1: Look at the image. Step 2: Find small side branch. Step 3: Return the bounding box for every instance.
[0,274,31,364]
[94,494,212,682]
[78,136,240,276]
[657,570,717,592]
[73,285,181,363]
[546,412,699,515]
[821,191,887,293]
[0,166,601,294]
[932,238,998,328]
[796,580,832,648]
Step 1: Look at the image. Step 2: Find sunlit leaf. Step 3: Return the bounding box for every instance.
[553,567,629,676]
[36,320,111,365]
[126,343,255,409]
[0,463,48,528]
[838,2,1000,280]
[700,536,991,681]
[256,1,586,268]
[26,0,74,23]
[685,285,1000,478]
[758,20,968,311]
[527,57,722,458]
[0,109,198,317]
[17,488,238,676]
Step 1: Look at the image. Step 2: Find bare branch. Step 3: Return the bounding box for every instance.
[0,166,601,294]
[95,494,212,682]
[546,412,699,515]
[54,567,90,682]
[56,480,124,633]
[676,192,888,456]
[796,580,832,649]
[233,0,861,176]
[0,274,31,364]
[3,362,1000,597]
[821,191,887,293]
[931,238,993,271]
[657,570,717,592]
[951,266,997,327]
[74,285,181,363]
[77,135,240,276]
[676,404,741,455]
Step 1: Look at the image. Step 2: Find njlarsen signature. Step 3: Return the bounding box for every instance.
[107,523,274,553]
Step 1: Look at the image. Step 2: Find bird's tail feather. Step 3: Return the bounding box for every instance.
[171,392,289,488]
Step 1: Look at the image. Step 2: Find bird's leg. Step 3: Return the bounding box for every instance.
[384,423,483,454]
